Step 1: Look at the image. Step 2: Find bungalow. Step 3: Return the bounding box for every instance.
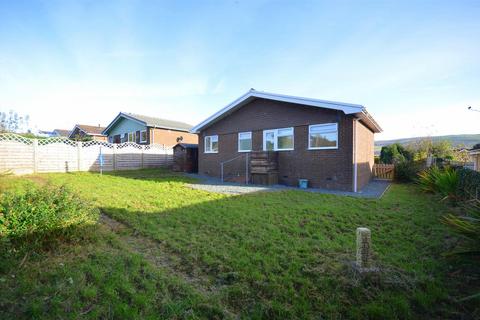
[69,124,107,141]
[53,129,70,137]
[190,89,382,191]
[102,112,197,146]
[470,146,480,171]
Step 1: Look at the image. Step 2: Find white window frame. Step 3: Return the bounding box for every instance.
[204,135,218,153]
[263,127,294,151]
[140,130,147,143]
[238,131,252,152]
[308,123,338,150]
[128,132,136,142]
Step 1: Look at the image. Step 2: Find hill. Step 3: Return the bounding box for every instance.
[375,134,480,149]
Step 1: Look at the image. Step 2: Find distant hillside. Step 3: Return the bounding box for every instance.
[375,134,480,154]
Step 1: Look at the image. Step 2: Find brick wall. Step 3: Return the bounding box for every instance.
[150,128,198,147]
[198,98,362,191]
[355,120,375,190]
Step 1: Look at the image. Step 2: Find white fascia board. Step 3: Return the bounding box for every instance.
[190,89,366,133]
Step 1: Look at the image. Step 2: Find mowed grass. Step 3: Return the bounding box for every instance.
[0,169,473,319]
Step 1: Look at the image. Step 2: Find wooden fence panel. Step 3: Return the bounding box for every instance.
[0,133,174,174]
[373,164,395,180]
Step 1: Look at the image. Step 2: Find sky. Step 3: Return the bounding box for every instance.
[0,0,479,140]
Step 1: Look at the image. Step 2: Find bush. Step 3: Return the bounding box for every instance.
[0,184,99,245]
[456,168,480,200]
[380,143,413,164]
[394,160,424,182]
[417,167,459,201]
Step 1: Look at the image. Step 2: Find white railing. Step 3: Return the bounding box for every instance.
[0,133,173,174]
[220,153,249,184]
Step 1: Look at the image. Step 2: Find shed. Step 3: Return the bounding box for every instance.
[173,143,198,173]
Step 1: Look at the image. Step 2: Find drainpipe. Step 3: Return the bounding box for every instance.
[353,118,358,193]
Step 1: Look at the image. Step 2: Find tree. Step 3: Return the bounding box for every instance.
[472,143,480,150]
[379,143,413,164]
[0,110,30,133]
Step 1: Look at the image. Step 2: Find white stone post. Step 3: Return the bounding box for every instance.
[356,227,372,270]
[32,139,38,173]
[77,141,82,172]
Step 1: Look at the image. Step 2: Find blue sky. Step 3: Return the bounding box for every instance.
[0,0,479,140]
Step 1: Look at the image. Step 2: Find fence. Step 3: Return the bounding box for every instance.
[372,163,395,180]
[0,133,173,174]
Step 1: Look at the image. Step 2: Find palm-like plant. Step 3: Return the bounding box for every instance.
[418,166,459,201]
[442,213,480,256]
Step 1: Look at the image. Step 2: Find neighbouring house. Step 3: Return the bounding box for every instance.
[53,129,70,137]
[190,89,382,191]
[102,112,198,146]
[68,124,107,141]
[470,147,480,171]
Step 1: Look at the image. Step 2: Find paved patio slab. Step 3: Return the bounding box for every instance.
[186,173,391,198]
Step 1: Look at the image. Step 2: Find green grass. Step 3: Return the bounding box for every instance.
[0,169,477,319]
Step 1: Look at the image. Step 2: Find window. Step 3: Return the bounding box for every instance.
[263,127,294,151]
[238,132,252,152]
[308,123,338,149]
[204,135,218,153]
[128,132,136,142]
[140,130,147,143]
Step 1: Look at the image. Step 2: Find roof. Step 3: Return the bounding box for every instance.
[103,112,193,134]
[70,124,107,138]
[53,129,70,137]
[470,148,480,155]
[190,89,382,133]
[174,143,198,149]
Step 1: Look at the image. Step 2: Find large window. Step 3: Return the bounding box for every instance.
[128,132,136,142]
[204,135,218,153]
[309,123,338,149]
[263,127,294,151]
[238,132,252,152]
[140,130,147,143]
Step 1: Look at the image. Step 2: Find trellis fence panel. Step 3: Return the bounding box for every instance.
[0,133,173,174]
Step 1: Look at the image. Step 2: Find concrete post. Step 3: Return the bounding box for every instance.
[32,139,38,173]
[356,227,372,269]
[77,141,82,171]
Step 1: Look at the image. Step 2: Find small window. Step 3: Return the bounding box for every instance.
[238,132,252,152]
[309,123,338,149]
[263,128,294,151]
[204,135,218,153]
[140,130,147,143]
[128,132,136,142]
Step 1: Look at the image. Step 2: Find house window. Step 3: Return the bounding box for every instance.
[308,123,338,149]
[238,132,252,152]
[140,130,147,143]
[204,135,218,153]
[263,127,294,151]
[128,132,136,142]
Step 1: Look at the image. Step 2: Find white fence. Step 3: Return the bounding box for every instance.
[0,133,173,174]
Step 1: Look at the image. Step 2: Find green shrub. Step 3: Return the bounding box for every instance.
[456,168,480,200]
[0,184,98,245]
[442,212,480,257]
[395,161,420,182]
[417,167,459,201]
[380,143,413,164]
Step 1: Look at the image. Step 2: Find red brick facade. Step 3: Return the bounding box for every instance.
[149,128,198,146]
[198,98,375,191]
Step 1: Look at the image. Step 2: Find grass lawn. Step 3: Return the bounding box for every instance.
[0,169,476,319]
